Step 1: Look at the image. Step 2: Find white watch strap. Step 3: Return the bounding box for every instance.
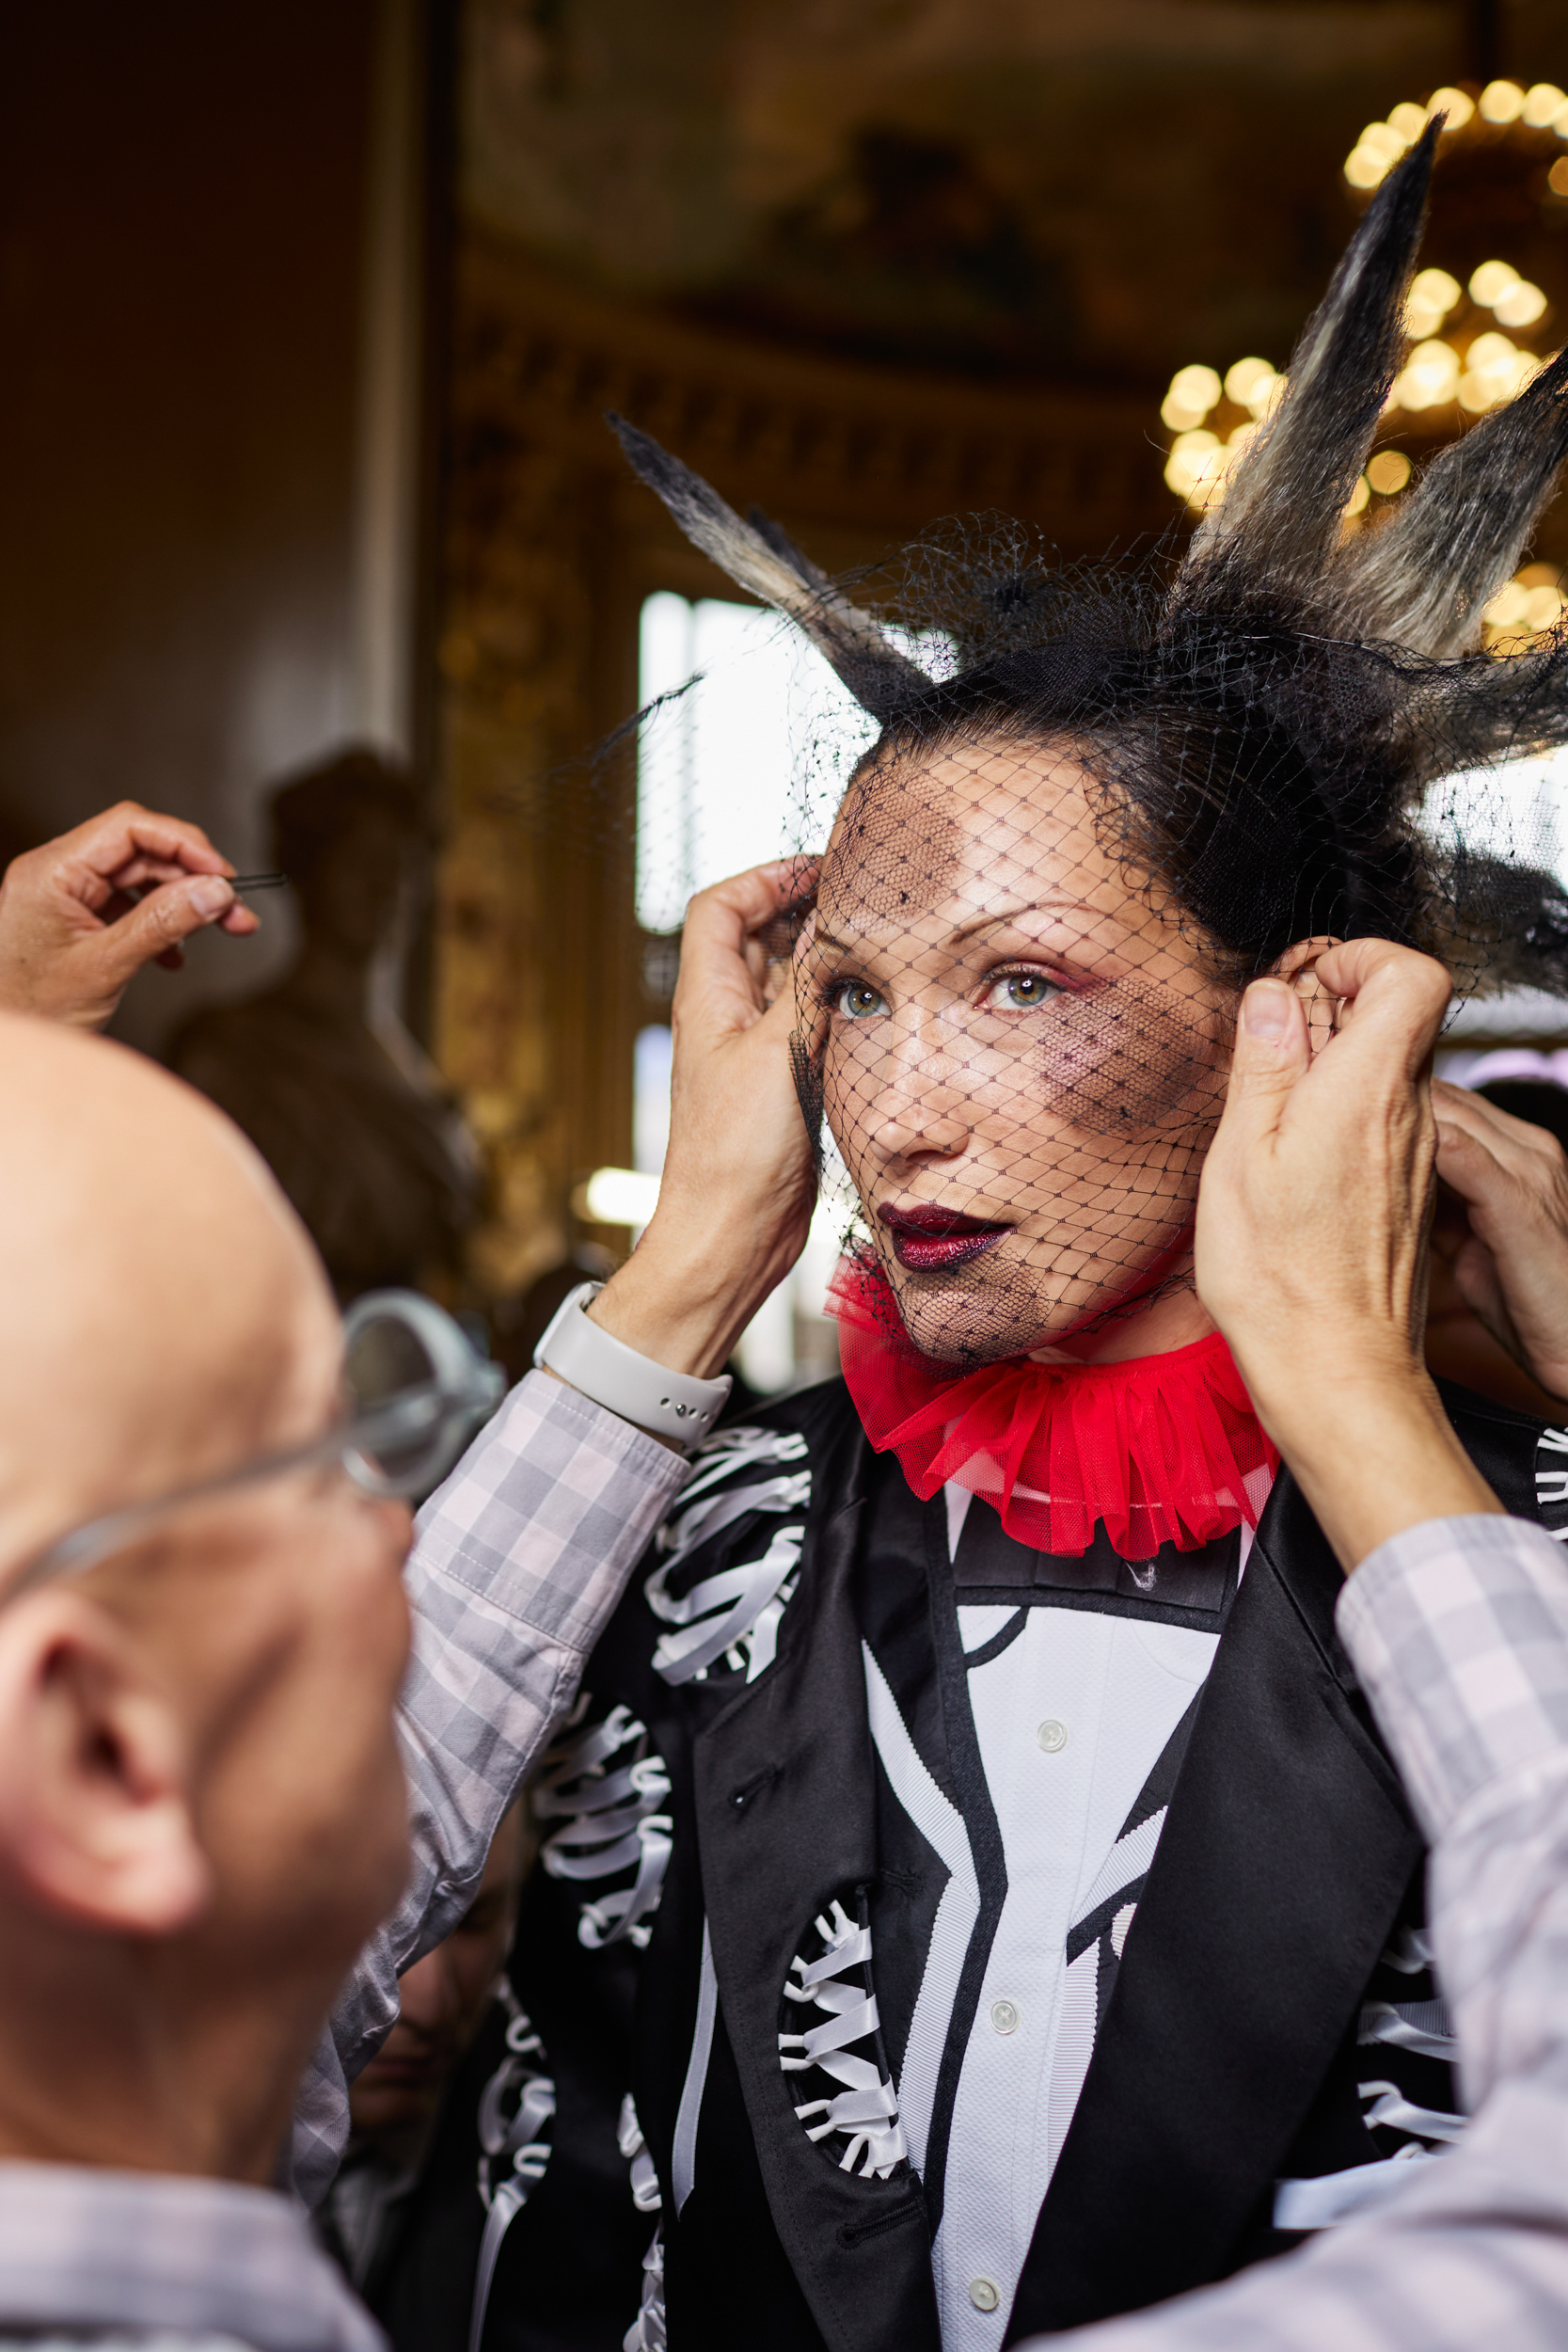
[533,1282,732,1451]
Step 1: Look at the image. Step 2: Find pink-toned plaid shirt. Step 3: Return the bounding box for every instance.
[292,1372,689,2210]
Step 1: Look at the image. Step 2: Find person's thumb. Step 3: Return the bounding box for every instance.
[93,874,235,982]
[1218,978,1312,1152]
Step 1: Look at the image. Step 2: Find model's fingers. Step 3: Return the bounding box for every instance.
[677,860,818,1038]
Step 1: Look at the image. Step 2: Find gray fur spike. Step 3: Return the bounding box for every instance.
[608,416,924,718]
[1336,344,1568,654]
[747,503,835,595]
[1179,119,1439,604]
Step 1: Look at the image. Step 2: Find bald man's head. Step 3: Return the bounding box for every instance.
[0,1014,337,1568]
[0,1015,413,2185]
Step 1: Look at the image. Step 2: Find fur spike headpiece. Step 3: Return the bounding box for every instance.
[1177,120,1439,623]
[608,414,923,720]
[610,154,1568,1003]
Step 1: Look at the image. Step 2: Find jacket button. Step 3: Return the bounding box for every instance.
[1037,1719,1068,1753]
[990,1999,1020,2035]
[969,2279,1001,2312]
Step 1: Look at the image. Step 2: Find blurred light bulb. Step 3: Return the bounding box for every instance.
[1164,430,1219,498]
[1524,585,1564,631]
[1343,475,1370,516]
[1224,356,1275,408]
[580,1168,661,1227]
[1393,340,1461,408]
[1479,80,1526,123]
[1425,86,1476,129]
[1410,266,1462,312]
[1227,421,1259,454]
[1359,121,1409,163]
[1166,363,1221,411]
[1551,157,1568,196]
[1469,259,1520,306]
[1467,328,1519,368]
[1482,580,1531,628]
[1344,144,1390,189]
[1387,102,1429,143]
[1494,279,1547,327]
[1366,448,1411,495]
[1161,391,1210,431]
[1523,82,1568,126]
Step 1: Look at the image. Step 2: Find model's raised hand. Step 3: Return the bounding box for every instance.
[1431,1077,1568,1406]
[0,803,259,1031]
[590,858,819,1378]
[1196,940,1499,1569]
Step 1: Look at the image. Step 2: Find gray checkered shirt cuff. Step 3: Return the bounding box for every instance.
[408,1368,692,1654]
[1338,1513,1568,1844]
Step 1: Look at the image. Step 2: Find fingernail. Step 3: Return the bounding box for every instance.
[188,876,231,916]
[1243,981,1292,1041]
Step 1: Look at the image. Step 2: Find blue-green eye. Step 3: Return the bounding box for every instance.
[983,972,1061,1011]
[835,982,888,1020]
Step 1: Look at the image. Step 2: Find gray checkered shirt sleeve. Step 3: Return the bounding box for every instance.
[290,1371,689,2206]
[1019,1513,1568,2352]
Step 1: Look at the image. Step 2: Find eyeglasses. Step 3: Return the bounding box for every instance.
[8,1290,506,1600]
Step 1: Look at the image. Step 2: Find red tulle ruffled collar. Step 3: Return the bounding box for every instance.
[827,1259,1276,1561]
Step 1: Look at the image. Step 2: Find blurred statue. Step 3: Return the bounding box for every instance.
[171,747,479,1300]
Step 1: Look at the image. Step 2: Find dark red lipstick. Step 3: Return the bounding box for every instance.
[879,1204,1010,1273]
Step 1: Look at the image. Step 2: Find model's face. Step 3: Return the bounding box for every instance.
[802,736,1232,1362]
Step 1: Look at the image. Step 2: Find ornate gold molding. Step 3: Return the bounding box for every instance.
[454,229,1175,551]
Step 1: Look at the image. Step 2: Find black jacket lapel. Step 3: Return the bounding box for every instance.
[1006,1469,1423,2339]
[692,1416,942,2352]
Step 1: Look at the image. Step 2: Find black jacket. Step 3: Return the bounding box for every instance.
[474,1372,1558,2352]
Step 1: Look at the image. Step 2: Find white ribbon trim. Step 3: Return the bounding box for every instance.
[1357,2079,1468,2144]
[648,1524,804,1685]
[468,1990,556,2352]
[1358,1998,1455,2060]
[779,1899,908,2180]
[536,1702,673,1949]
[1274,2146,1436,2231]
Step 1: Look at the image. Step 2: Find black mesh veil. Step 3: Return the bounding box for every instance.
[614,120,1568,1369]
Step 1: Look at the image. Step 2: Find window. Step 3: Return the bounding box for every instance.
[633,592,869,1391]
[636,591,875,933]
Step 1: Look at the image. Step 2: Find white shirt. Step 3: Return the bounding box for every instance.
[927,1485,1248,2352]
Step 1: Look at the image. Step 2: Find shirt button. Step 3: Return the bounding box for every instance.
[1037,1718,1069,1753]
[969,2279,1001,2312]
[990,1998,1020,2035]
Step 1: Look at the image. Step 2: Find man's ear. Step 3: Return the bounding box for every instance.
[0,1591,210,1936]
[1271,936,1346,1055]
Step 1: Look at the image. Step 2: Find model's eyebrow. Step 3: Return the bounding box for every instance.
[949,901,1095,945]
[814,903,1097,959]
